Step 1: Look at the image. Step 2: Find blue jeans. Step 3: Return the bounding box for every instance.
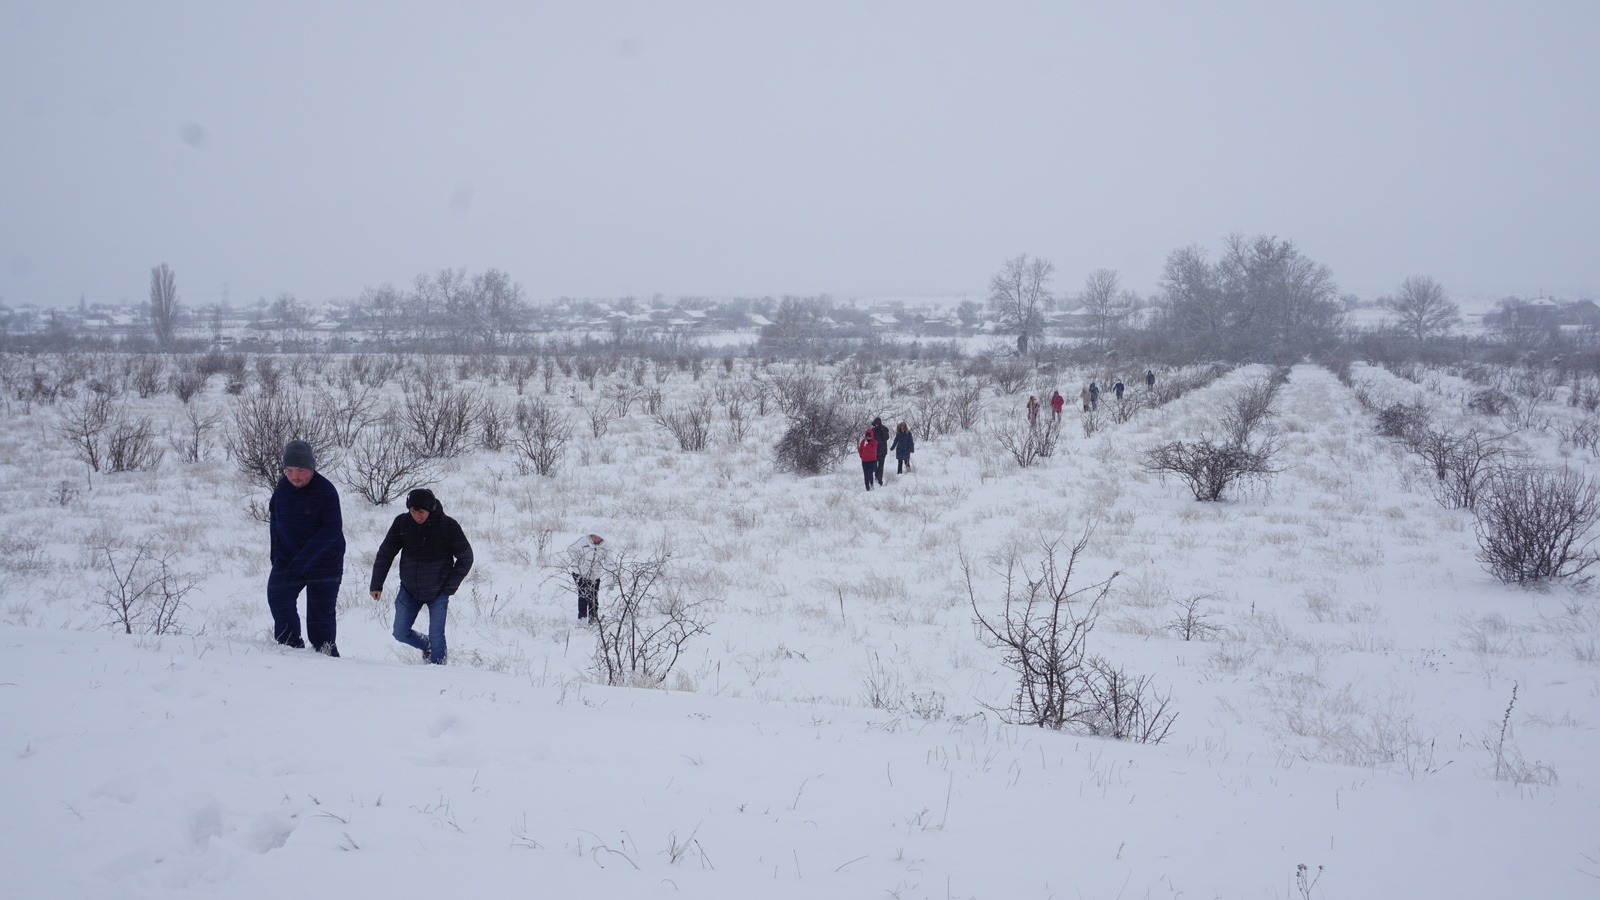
[393,586,449,664]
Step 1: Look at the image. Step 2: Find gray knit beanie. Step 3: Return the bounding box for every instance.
[281,439,316,470]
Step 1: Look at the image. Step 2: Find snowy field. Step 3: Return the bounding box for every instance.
[1,355,1597,898]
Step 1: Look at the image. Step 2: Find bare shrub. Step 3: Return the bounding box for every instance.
[1143,437,1278,501]
[774,394,864,475]
[1467,388,1512,417]
[226,393,339,488]
[347,419,439,505]
[964,531,1113,731]
[1166,592,1223,640]
[316,383,382,447]
[127,355,165,398]
[1375,401,1430,446]
[94,541,196,635]
[403,376,482,458]
[993,418,1061,468]
[1222,376,1281,445]
[172,371,206,404]
[653,397,714,451]
[170,405,224,463]
[592,550,712,687]
[583,392,616,439]
[1415,427,1512,510]
[1108,397,1139,425]
[1475,466,1600,584]
[57,391,116,472]
[1077,656,1177,744]
[478,398,511,451]
[1080,406,1104,438]
[511,398,570,476]
[990,360,1031,395]
[105,416,165,472]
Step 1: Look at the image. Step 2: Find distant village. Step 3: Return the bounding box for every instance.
[3,288,1596,352]
[0,292,1122,350]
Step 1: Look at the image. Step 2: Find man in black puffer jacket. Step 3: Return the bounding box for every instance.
[370,488,474,665]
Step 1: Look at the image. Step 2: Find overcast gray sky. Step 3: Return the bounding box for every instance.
[2,1,1596,309]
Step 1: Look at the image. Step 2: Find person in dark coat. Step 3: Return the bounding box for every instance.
[1145,369,1156,388]
[857,429,878,491]
[890,422,915,474]
[1113,379,1125,401]
[870,417,891,485]
[268,439,345,655]
[1088,381,1101,410]
[370,488,473,664]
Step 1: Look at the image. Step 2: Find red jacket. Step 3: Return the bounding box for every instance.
[857,434,878,461]
[1050,392,1064,412]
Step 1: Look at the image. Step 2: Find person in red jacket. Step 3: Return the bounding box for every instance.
[857,429,878,491]
[1050,390,1065,421]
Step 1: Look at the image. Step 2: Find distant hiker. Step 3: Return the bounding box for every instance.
[1050,390,1064,420]
[565,528,610,621]
[891,422,914,474]
[871,417,891,485]
[857,429,879,491]
[370,488,473,665]
[1113,380,1125,401]
[267,440,345,656]
[1088,381,1101,410]
[1025,395,1041,423]
[1145,369,1156,388]
[1079,386,1090,412]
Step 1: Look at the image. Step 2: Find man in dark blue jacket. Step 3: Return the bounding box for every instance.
[268,440,346,655]
[369,488,473,665]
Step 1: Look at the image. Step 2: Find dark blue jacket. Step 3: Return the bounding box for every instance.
[369,498,473,601]
[890,431,915,459]
[269,472,346,581]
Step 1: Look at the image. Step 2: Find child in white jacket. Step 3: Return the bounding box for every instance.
[565,528,609,621]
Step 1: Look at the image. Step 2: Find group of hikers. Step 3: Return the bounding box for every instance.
[856,416,914,490]
[268,368,1163,650]
[1026,369,1155,422]
[267,439,607,665]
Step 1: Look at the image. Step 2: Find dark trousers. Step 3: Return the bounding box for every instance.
[861,459,876,490]
[875,455,886,484]
[267,569,340,654]
[896,456,911,473]
[574,575,600,619]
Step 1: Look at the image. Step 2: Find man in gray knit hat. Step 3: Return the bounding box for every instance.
[267,439,346,655]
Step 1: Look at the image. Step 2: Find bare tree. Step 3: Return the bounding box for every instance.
[1080,268,1131,352]
[988,254,1054,355]
[1386,275,1460,341]
[149,263,180,350]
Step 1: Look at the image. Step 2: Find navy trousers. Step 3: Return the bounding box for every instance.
[267,568,340,654]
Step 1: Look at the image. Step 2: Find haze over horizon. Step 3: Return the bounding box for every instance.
[3,1,1597,309]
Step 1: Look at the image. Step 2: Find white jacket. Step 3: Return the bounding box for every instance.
[565,534,610,580]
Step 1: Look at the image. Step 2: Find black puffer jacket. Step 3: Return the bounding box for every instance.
[369,498,473,601]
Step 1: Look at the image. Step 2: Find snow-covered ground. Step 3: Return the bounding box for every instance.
[2,359,1597,898]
